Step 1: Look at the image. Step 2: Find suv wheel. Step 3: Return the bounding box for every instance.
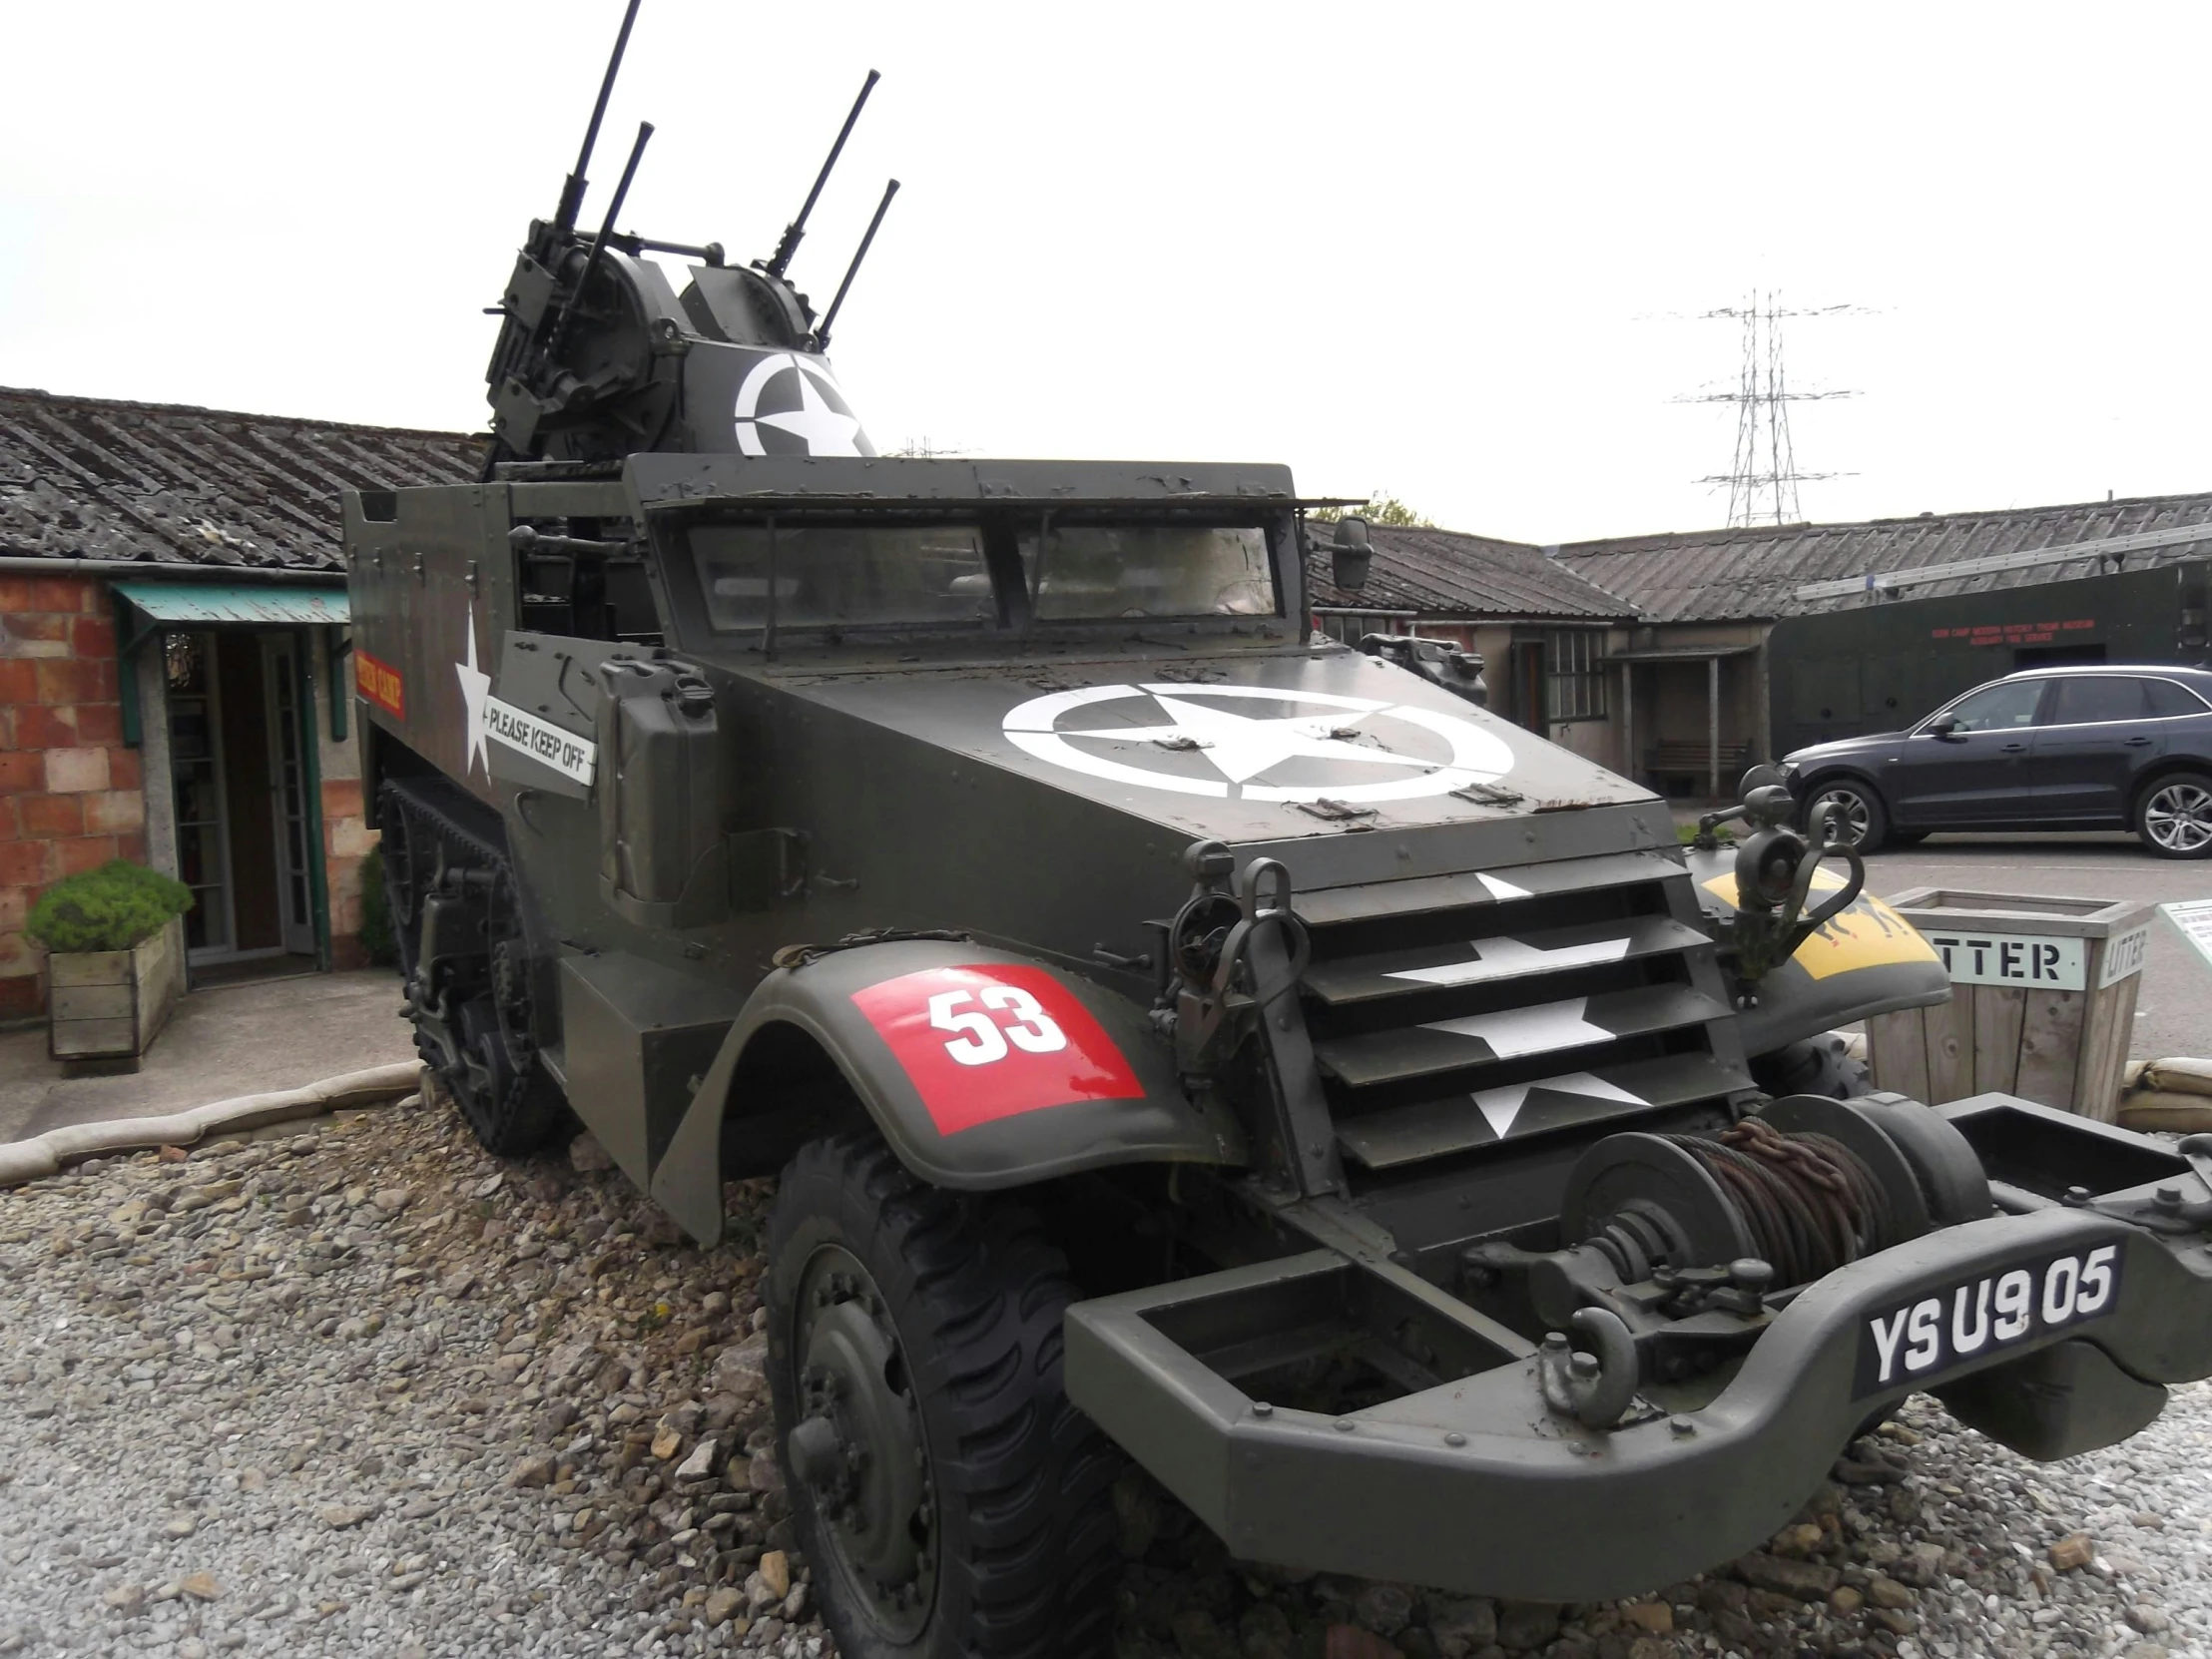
[766,1134,1119,1659]
[2137,772,2212,858]
[1803,780,1889,851]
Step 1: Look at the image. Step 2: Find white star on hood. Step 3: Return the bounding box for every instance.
[456,605,491,778]
[1066,693,1437,787]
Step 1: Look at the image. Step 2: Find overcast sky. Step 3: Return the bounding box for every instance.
[3,3,2206,543]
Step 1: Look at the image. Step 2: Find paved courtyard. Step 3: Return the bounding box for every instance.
[0,967,412,1146]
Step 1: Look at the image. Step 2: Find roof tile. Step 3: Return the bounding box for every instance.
[1308,523,1635,622]
[0,386,483,570]
[1550,491,2212,622]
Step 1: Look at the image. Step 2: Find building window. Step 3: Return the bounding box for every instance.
[1545,629,1607,722]
[1316,613,1412,645]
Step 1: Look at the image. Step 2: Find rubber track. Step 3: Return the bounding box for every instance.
[378,778,567,1156]
[772,1135,1120,1659]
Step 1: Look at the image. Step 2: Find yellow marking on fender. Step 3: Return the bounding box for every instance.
[1701,873,1939,979]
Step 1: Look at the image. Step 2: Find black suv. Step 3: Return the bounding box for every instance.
[1780,664,2212,857]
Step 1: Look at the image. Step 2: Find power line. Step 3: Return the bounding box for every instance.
[1673,293,1860,528]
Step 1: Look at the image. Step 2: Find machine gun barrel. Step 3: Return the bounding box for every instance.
[553,0,645,236]
[547,120,654,359]
[764,69,880,279]
[813,179,899,351]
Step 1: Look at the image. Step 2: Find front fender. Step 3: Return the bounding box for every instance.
[650,939,1248,1243]
[1681,845,1950,1057]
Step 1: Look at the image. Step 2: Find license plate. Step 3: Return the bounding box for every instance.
[1853,1245,2122,1396]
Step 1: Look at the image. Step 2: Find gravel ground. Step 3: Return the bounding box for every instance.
[0,1093,2204,1659]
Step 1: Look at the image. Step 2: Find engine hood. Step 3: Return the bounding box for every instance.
[1785,731,1912,767]
[757,644,1653,845]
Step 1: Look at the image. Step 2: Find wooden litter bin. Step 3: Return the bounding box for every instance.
[1867,889,2153,1120]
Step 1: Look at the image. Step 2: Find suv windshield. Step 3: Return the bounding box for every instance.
[683,515,1278,633]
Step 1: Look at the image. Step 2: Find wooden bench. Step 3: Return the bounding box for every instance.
[1645,741,1751,794]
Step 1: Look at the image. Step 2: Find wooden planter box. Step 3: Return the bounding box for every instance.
[1868,890,2153,1120]
[48,915,188,1071]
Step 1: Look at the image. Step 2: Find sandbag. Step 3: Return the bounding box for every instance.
[0,1062,423,1187]
[2139,1058,2212,1099]
[2118,1090,2212,1134]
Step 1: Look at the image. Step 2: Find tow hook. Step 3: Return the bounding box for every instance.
[1537,1307,1640,1430]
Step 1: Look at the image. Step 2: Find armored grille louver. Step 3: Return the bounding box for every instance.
[1292,850,1752,1172]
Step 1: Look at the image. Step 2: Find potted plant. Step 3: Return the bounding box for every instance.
[25,859,194,1071]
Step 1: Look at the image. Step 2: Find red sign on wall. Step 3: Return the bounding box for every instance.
[849,964,1145,1136]
[355,648,405,718]
[1930,618,2095,648]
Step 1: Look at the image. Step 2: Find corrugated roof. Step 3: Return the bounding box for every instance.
[1307,523,1636,622]
[0,386,482,571]
[1549,491,2212,623]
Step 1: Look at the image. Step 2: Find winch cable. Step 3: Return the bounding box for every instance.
[1665,1117,1905,1286]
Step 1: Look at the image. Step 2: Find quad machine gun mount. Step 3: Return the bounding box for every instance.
[479,0,899,470]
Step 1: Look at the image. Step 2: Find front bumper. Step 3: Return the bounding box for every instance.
[1066,1116,2212,1601]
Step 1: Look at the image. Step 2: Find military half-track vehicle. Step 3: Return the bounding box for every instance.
[346,12,2212,1657]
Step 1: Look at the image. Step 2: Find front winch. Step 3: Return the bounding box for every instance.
[1469,1095,1992,1427]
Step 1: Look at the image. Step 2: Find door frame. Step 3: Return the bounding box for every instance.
[261,631,318,955]
[168,629,242,964]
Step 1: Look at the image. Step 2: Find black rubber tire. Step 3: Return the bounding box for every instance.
[766,1134,1119,1659]
[1750,1033,1872,1101]
[1799,777,1891,852]
[2134,770,2212,859]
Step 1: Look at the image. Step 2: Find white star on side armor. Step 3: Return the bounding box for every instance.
[456,605,491,778]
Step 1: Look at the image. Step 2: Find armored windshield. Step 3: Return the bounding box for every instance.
[683,515,1278,633]
[691,522,995,631]
[1018,524,1275,619]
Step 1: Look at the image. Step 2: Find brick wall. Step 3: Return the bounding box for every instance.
[306,631,376,971]
[323,778,375,969]
[0,574,147,1021]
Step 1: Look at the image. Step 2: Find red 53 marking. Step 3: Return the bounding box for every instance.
[851,964,1143,1135]
[927,984,1068,1065]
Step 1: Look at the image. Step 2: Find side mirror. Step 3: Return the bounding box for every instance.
[1926,716,1959,739]
[1330,516,1373,592]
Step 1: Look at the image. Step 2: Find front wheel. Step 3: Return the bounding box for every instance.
[766,1135,1119,1659]
[2136,772,2212,858]
[1801,778,1891,852]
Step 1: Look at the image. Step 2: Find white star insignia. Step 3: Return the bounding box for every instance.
[456,605,491,778]
[1066,693,1440,788]
[1469,1071,1647,1139]
[1387,935,1632,989]
[755,363,863,456]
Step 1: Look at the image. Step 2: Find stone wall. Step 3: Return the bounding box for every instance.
[0,573,147,1021]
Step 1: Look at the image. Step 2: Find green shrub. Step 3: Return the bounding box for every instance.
[358,843,396,967]
[24,859,194,954]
